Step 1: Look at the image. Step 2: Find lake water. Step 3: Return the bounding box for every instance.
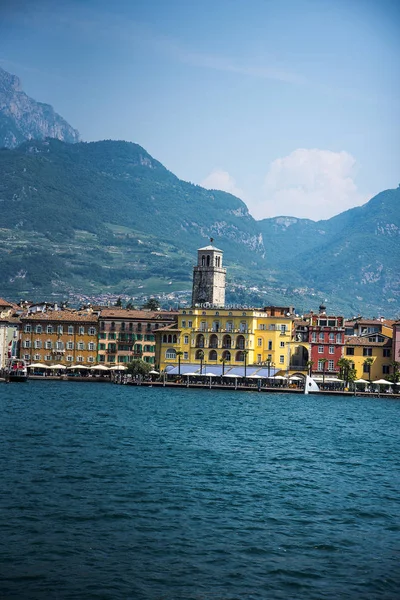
[0,381,399,599]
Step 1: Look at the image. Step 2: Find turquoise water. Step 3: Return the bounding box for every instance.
[0,381,399,599]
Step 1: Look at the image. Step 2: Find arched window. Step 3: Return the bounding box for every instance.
[195,349,204,360]
[209,334,218,348]
[206,255,210,266]
[222,350,231,361]
[236,351,245,362]
[196,334,205,348]
[111,321,115,330]
[202,255,205,266]
[167,334,172,343]
[165,348,176,359]
[223,335,232,348]
[236,335,245,349]
[162,334,167,343]
[172,335,177,343]
[209,350,217,361]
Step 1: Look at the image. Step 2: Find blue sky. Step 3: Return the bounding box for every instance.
[1,0,399,220]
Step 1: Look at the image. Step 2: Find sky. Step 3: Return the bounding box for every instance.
[0,0,399,221]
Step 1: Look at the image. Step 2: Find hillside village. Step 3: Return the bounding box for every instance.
[1,244,399,387]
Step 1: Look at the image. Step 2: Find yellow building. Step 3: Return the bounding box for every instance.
[20,309,98,366]
[344,333,393,381]
[155,306,294,375]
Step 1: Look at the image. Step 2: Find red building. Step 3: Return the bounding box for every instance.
[305,305,344,376]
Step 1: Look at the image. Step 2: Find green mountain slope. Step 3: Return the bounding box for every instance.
[0,138,399,317]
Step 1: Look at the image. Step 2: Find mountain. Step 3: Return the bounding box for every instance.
[0,138,399,317]
[0,67,79,148]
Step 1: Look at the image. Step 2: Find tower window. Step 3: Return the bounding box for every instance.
[201,255,205,266]
[207,255,210,266]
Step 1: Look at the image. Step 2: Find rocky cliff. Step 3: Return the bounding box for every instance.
[0,67,79,148]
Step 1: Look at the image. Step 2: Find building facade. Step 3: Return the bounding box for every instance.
[305,307,344,375]
[20,309,98,366]
[192,244,226,307]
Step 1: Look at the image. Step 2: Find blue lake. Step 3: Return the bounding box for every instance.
[0,381,399,599]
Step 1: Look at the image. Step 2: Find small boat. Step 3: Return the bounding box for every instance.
[5,358,28,382]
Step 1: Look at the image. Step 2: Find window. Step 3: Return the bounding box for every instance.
[68,325,74,334]
[184,335,189,344]
[258,338,262,347]
[318,346,324,353]
[346,348,354,355]
[88,356,94,363]
[88,327,96,336]
[67,355,74,362]
[47,325,53,334]
[78,342,85,350]
[88,342,95,351]
[257,354,262,363]
[383,349,391,358]
[45,341,52,349]
[382,365,390,375]
[57,325,63,335]
[280,341,285,348]
[166,348,176,359]
[24,325,31,333]
[120,322,126,331]
[311,332,317,342]
[363,363,371,373]
[336,333,342,343]
[319,319,327,327]
[77,355,84,363]
[45,355,51,361]
[181,320,186,327]
[328,360,335,371]
[56,341,64,350]
[34,354,41,360]
[67,341,73,350]
[329,346,334,354]
[24,354,30,360]
[137,323,142,332]
[319,332,324,341]
[318,360,324,370]
[99,355,105,362]
[34,340,42,349]
[188,321,192,328]
[36,325,42,333]
[268,341,272,350]
[329,333,334,341]
[279,355,284,364]
[24,340,30,348]
[184,352,188,360]
[99,343,106,350]
[79,326,85,335]
[328,319,336,327]
[280,325,287,333]
[363,348,372,356]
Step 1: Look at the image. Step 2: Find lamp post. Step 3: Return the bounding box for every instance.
[176,350,183,376]
[244,350,248,378]
[199,350,204,375]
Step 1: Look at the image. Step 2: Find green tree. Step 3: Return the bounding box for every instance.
[127,359,151,377]
[115,297,122,307]
[126,299,134,310]
[198,349,204,374]
[142,298,160,311]
[306,360,314,377]
[390,360,400,383]
[338,357,357,387]
[363,357,374,384]
[321,358,328,387]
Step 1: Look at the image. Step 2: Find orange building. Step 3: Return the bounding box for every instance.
[20,309,98,366]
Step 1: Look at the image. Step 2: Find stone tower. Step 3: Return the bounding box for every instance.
[191,243,226,307]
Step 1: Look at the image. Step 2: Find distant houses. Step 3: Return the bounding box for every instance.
[0,244,399,383]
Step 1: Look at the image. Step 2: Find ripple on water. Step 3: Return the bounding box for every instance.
[0,382,399,600]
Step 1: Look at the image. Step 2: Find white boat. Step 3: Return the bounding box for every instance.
[6,358,28,382]
[304,375,320,394]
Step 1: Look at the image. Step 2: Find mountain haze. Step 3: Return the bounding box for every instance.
[0,138,399,317]
[0,67,79,148]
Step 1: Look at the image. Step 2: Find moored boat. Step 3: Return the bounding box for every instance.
[6,358,28,382]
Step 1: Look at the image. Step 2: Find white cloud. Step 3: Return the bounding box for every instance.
[249,148,367,221]
[201,169,245,200]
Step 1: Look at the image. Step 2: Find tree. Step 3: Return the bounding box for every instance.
[142,298,160,311]
[176,350,183,376]
[243,349,249,378]
[390,360,400,383]
[363,357,374,384]
[126,299,134,310]
[220,357,227,376]
[306,360,314,377]
[127,359,151,378]
[115,297,122,307]
[338,357,357,387]
[198,349,204,374]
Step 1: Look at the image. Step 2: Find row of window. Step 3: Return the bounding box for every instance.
[100,322,155,332]
[318,346,337,354]
[317,360,336,371]
[97,355,155,363]
[165,348,286,364]
[311,332,342,342]
[23,354,95,362]
[346,347,391,357]
[24,325,96,335]
[181,320,288,333]
[24,340,96,350]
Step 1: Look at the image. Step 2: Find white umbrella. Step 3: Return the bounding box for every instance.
[109,365,127,371]
[49,364,67,369]
[204,372,217,377]
[247,374,267,379]
[185,372,200,377]
[373,379,392,385]
[90,364,110,371]
[354,378,369,384]
[273,375,287,380]
[222,373,239,378]
[28,363,50,369]
[289,376,302,381]
[67,365,90,369]
[149,370,159,375]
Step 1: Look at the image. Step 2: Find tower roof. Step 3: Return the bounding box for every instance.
[198,245,223,252]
